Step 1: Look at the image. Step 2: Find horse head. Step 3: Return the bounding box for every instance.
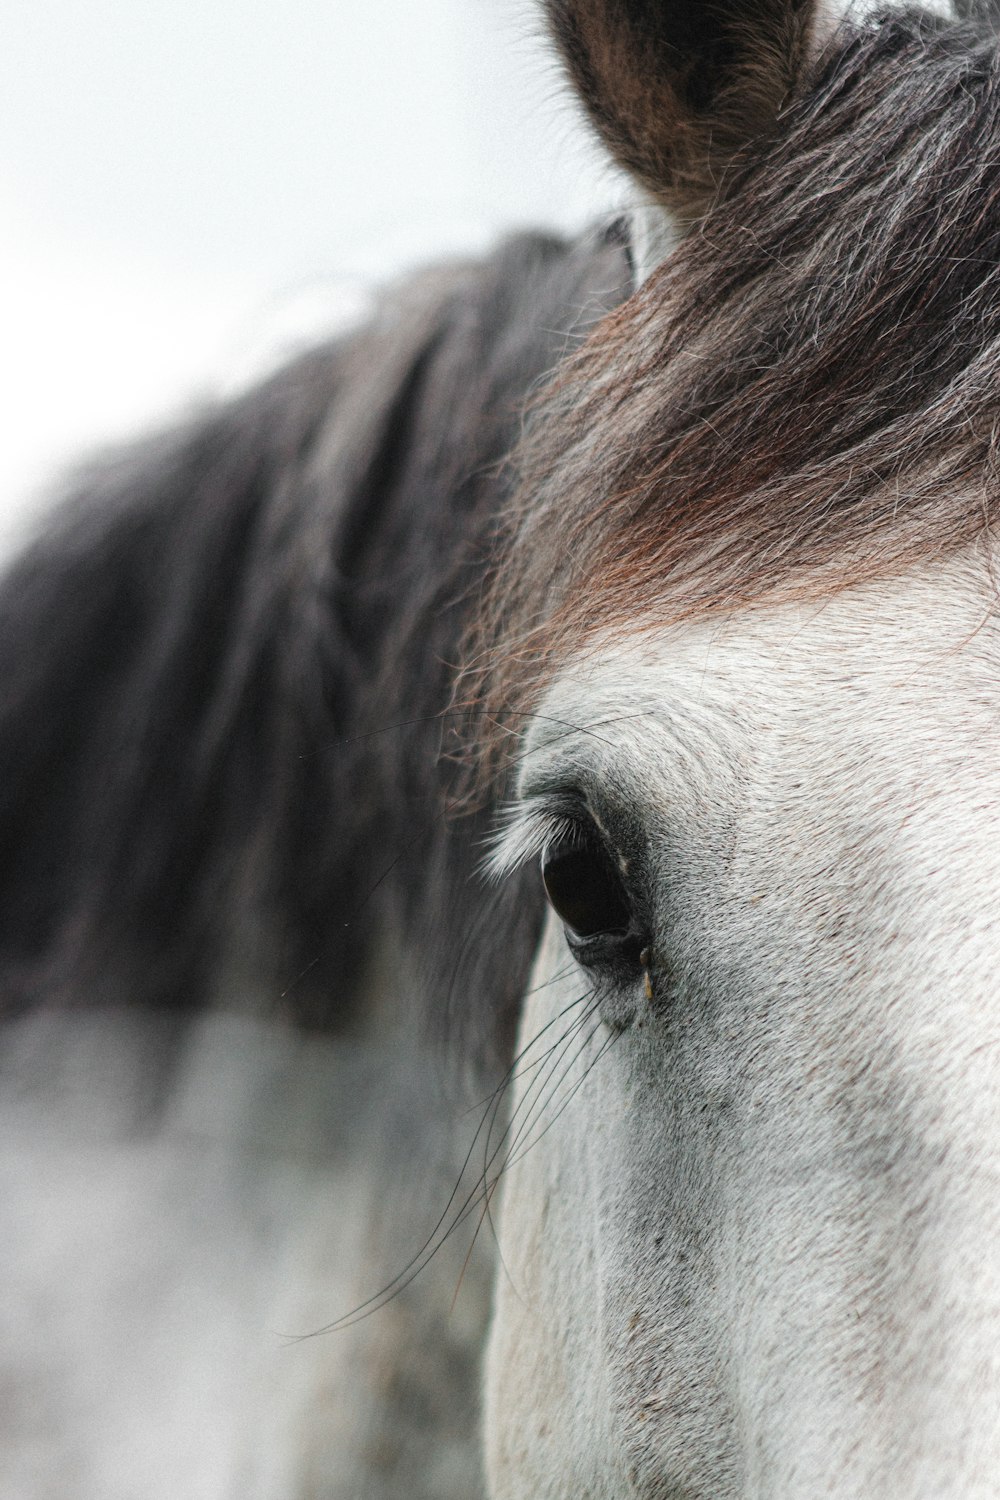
[481,1,1000,1494]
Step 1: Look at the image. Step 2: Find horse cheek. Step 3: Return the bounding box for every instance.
[483,915,632,1499]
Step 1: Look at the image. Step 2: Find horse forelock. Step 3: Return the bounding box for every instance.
[466,13,1000,780]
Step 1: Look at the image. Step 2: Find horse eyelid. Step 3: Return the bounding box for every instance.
[483,780,610,881]
[481,803,581,883]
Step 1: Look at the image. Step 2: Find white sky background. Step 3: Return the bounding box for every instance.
[0,0,622,547]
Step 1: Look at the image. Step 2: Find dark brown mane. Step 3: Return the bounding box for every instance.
[0,228,631,1069]
[469,12,1000,774]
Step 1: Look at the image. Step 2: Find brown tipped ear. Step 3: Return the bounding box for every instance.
[544,0,818,217]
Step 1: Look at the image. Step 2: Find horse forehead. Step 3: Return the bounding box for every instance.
[524,563,1000,819]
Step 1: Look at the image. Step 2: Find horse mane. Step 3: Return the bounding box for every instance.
[0,229,630,1067]
[470,13,1000,772]
[12,11,1000,1065]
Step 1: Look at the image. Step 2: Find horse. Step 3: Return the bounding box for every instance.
[4,0,1000,1494]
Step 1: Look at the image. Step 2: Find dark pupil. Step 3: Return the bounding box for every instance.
[541,841,631,938]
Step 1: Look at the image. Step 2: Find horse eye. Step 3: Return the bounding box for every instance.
[541,835,631,939]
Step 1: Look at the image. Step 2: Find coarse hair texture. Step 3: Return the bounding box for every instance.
[543,0,817,218]
[466,12,1000,782]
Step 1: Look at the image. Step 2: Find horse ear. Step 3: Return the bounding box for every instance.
[544,0,819,221]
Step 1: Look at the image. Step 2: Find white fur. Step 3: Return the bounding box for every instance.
[628,197,684,289]
[485,552,1000,1498]
[814,0,956,44]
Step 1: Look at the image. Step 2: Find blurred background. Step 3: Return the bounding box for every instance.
[0,0,620,548]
